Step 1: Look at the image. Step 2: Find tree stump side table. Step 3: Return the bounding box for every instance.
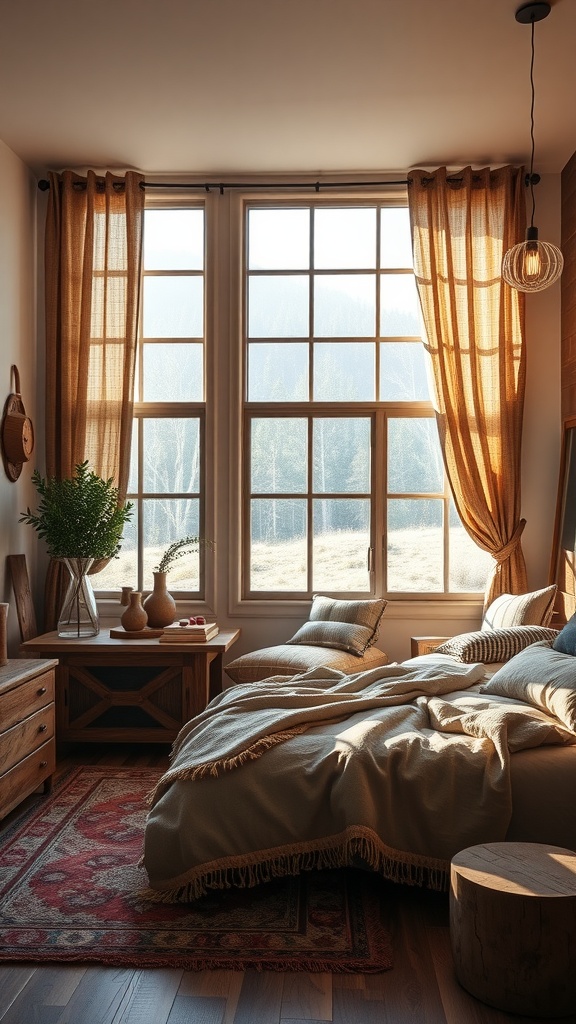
[450,842,576,1018]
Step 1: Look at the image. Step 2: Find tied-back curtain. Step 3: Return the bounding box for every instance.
[407,165,527,609]
[44,169,144,629]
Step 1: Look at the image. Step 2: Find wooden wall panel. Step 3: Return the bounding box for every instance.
[561,150,576,419]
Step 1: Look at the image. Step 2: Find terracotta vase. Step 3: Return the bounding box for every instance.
[142,571,176,628]
[121,591,148,632]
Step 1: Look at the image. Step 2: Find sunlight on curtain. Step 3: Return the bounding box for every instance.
[408,166,527,607]
[44,169,144,627]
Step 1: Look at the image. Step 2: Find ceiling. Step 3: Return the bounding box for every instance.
[0,0,575,179]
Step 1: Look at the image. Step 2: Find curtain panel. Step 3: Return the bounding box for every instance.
[408,165,527,608]
[43,169,144,629]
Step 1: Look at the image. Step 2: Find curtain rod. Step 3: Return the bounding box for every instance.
[37,177,413,193]
[36,172,505,194]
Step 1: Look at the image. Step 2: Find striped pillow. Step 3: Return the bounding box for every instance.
[287,620,376,655]
[308,595,387,633]
[435,626,559,664]
[481,586,557,631]
[288,595,387,656]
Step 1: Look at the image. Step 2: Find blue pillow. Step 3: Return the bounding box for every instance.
[552,612,576,655]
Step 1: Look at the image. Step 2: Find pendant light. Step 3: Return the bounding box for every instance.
[501,1,563,293]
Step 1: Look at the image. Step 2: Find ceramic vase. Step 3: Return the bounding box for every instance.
[142,571,176,628]
[58,557,99,638]
[121,591,148,632]
[0,603,8,665]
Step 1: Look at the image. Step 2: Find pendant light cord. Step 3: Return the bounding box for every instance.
[528,17,536,228]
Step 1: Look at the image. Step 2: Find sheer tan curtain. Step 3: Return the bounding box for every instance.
[44,169,144,628]
[407,165,527,608]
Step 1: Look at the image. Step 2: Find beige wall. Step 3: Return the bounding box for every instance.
[561,151,576,419]
[521,173,562,593]
[0,140,41,656]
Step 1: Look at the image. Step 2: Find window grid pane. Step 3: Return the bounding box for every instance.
[97,203,207,597]
[244,199,487,598]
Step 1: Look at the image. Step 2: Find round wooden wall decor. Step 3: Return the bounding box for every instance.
[1,365,35,482]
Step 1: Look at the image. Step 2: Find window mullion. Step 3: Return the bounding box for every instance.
[374,410,386,596]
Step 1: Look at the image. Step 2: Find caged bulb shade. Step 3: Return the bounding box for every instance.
[502,226,564,293]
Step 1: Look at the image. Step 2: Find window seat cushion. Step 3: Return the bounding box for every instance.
[226,642,389,685]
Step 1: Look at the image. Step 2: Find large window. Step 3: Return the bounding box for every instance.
[96,203,207,596]
[243,201,491,598]
[97,191,491,604]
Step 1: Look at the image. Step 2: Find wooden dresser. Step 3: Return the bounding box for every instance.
[0,659,57,820]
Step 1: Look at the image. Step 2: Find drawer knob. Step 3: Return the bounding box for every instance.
[39,761,47,769]
[38,723,48,733]
[37,686,47,696]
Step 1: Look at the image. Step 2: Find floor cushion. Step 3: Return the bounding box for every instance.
[226,642,389,685]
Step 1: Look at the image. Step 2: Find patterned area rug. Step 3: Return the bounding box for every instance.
[0,766,393,972]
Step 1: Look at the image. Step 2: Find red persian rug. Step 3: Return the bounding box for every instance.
[0,766,393,972]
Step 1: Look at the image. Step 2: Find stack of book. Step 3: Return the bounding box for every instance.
[159,622,220,643]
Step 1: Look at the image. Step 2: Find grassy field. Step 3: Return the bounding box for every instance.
[95,528,492,596]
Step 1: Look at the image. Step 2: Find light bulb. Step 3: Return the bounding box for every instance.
[523,242,541,281]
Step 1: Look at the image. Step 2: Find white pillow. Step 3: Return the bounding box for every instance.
[481,585,557,631]
[480,641,576,733]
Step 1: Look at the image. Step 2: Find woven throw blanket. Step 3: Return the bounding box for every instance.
[144,658,575,900]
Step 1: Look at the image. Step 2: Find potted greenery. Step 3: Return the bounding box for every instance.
[143,536,201,627]
[20,461,133,637]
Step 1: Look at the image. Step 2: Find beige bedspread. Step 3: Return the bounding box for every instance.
[143,657,576,900]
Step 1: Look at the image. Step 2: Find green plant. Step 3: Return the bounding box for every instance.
[20,461,133,560]
[154,536,201,573]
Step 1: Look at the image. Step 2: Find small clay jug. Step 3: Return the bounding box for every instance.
[121,591,148,632]
[142,572,176,628]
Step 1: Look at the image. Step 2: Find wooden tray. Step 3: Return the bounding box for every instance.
[109,626,164,639]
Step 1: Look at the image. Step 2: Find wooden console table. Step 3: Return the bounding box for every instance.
[21,629,240,746]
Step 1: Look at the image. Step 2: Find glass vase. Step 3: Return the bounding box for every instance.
[58,557,100,638]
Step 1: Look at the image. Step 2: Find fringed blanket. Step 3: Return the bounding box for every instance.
[143,657,575,901]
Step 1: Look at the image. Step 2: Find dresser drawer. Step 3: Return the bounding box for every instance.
[0,670,55,732]
[0,704,55,776]
[0,740,55,820]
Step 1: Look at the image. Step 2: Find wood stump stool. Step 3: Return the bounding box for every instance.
[450,842,576,1018]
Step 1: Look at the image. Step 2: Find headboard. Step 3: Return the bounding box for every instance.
[550,416,576,625]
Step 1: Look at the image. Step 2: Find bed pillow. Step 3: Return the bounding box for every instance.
[552,612,576,655]
[480,641,576,733]
[308,595,387,632]
[288,595,387,655]
[481,585,557,631]
[226,643,389,685]
[434,625,559,664]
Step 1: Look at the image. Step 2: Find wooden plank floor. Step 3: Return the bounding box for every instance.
[0,745,574,1024]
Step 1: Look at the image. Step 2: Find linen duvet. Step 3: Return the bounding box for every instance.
[143,653,576,901]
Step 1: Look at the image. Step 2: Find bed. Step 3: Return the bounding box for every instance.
[143,634,576,901]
